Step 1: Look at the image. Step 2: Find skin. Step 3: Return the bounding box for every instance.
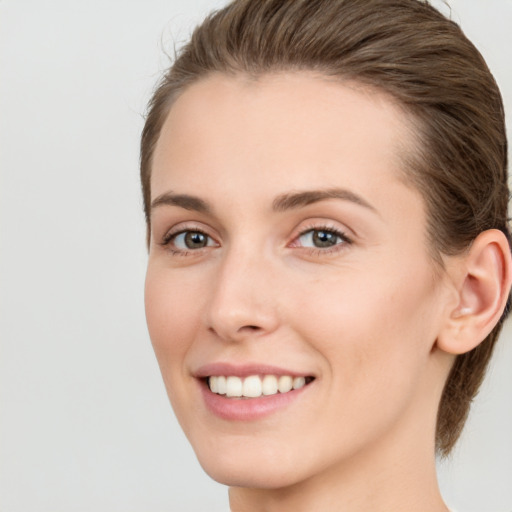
[145,72,458,511]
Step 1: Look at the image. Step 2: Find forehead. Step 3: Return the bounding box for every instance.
[151,72,418,208]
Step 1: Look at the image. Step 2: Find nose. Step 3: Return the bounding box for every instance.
[204,249,280,342]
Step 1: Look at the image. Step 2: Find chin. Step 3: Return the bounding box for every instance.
[192,438,311,489]
[200,459,302,489]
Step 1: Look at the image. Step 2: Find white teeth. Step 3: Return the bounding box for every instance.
[278,375,293,393]
[293,376,306,390]
[226,376,243,397]
[262,375,278,395]
[209,376,219,393]
[217,376,227,394]
[243,375,262,398]
[208,374,312,398]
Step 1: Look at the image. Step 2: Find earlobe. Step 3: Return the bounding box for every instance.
[437,229,512,355]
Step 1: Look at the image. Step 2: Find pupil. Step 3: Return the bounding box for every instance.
[185,231,207,248]
[313,230,337,248]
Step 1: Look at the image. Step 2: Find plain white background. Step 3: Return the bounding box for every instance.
[1,1,511,511]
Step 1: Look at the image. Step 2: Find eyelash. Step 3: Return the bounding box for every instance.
[160,226,214,257]
[160,224,352,256]
[291,224,353,255]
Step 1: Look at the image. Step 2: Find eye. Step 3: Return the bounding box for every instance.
[295,227,351,249]
[165,229,217,251]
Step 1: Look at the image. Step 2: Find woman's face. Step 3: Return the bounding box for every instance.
[145,73,453,488]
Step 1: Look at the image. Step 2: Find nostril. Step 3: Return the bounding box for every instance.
[240,325,265,333]
[208,324,262,338]
[237,324,263,334]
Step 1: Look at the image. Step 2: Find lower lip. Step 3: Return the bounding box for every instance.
[199,380,311,421]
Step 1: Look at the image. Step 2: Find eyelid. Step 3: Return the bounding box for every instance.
[160,222,220,249]
[171,230,217,250]
[288,221,354,254]
[291,219,353,242]
[156,219,353,256]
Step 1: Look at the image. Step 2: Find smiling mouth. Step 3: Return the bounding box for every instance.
[207,374,315,399]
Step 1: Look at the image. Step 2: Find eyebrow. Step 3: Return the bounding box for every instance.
[150,187,377,215]
[272,188,377,213]
[151,192,211,214]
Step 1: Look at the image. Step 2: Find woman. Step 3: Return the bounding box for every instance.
[141,0,511,510]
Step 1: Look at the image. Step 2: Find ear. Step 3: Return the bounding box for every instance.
[436,229,512,355]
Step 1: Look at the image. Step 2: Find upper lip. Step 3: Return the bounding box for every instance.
[193,362,313,379]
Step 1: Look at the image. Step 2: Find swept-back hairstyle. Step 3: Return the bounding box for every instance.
[140,0,510,455]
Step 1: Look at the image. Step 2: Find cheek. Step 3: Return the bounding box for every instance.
[288,273,438,456]
[144,266,201,372]
[291,261,439,395]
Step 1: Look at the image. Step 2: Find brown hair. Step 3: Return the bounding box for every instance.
[140,0,510,455]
